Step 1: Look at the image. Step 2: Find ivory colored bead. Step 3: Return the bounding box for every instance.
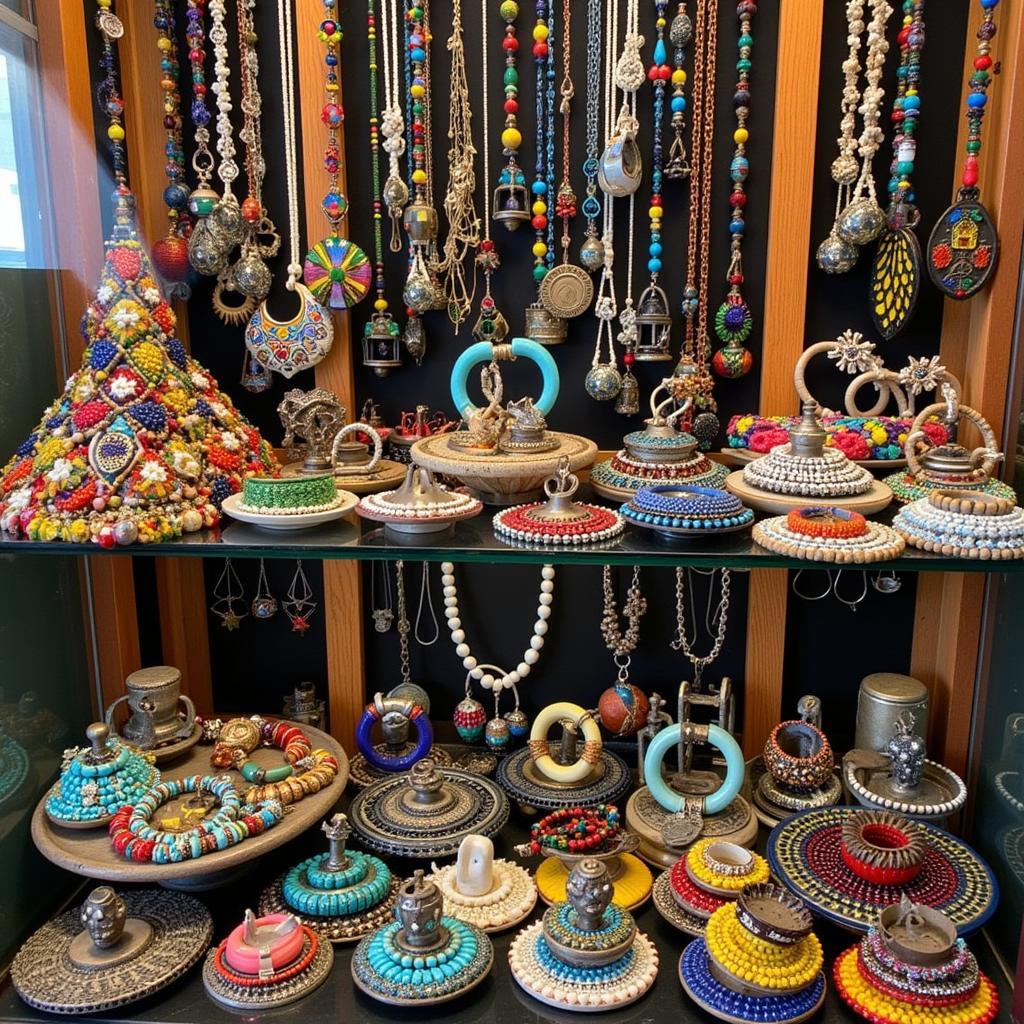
[481,674,495,689]
[463,655,478,670]
[541,566,555,579]
[540,580,554,593]
[517,663,531,677]
[537,605,551,620]
[455,643,470,657]
[534,620,548,635]
[452,629,466,643]
[471,667,484,681]
[530,635,544,651]
[524,650,540,665]
[539,593,553,606]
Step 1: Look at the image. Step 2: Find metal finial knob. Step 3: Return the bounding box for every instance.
[322,813,352,871]
[407,758,444,804]
[85,722,112,760]
[395,870,448,952]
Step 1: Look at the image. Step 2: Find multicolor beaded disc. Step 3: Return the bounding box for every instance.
[351,916,493,1006]
[492,500,624,546]
[652,871,707,937]
[509,919,659,1012]
[883,467,1016,505]
[833,945,999,1024]
[767,808,998,935]
[679,939,827,1024]
[590,449,729,502]
[893,491,1024,559]
[620,485,754,540]
[752,509,905,563]
[496,746,633,811]
[302,236,372,309]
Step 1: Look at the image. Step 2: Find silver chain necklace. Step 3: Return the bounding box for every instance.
[671,567,730,688]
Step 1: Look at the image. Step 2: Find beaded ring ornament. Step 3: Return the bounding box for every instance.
[621,485,754,540]
[835,900,1000,1024]
[351,870,494,1006]
[203,911,334,1010]
[884,394,1016,504]
[259,814,401,944]
[767,807,998,935]
[108,773,284,864]
[509,858,659,1011]
[46,723,158,828]
[680,884,827,1024]
[726,334,957,463]
[753,507,905,563]
[429,834,538,933]
[493,458,624,546]
[357,465,483,534]
[893,489,1024,560]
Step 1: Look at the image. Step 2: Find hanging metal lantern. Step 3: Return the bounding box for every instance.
[362,312,403,377]
[633,284,673,361]
[524,302,566,346]
[492,181,531,231]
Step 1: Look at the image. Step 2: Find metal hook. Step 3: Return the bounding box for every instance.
[791,569,833,602]
[833,570,868,612]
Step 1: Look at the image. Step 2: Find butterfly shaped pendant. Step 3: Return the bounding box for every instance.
[870,226,922,340]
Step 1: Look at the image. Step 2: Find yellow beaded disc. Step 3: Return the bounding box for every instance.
[686,838,770,892]
[535,854,653,911]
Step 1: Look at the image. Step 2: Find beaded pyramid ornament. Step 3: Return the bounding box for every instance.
[834,901,999,1024]
[259,814,401,944]
[926,0,1000,300]
[680,883,827,1024]
[508,858,659,1011]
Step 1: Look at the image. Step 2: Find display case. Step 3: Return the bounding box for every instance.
[0,0,1022,1021]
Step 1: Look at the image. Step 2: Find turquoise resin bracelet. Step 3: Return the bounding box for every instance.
[283,851,393,917]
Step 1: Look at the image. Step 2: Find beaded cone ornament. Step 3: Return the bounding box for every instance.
[0,191,277,546]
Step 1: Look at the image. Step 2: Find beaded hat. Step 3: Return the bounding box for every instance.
[46,723,157,828]
[753,507,905,563]
[834,901,1000,1024]
[893,490,1024,560]
[0,192,276,546]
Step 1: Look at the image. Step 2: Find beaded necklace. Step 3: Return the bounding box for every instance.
[537,0,593,323]
[301,0,371,313]
[150,1,192,297]
[364,0,403,372]
[633,0,672,366]
[926,0,1001,300]
[380,0,408,248]
[185,0,217,216]
[243,0,334,380]
[94,1,128,195]
[674,0,719,446]
[600,566,646,691]
[401,0,442,318]
[470,0,508,346]
[434,0,481,329]
[711,0,756,380]
[493,0,528,232]
[527,805,622,854]
[578,0,604,273]
[672,568,730,689]
[664,3,691,180]
[870,0,925,339]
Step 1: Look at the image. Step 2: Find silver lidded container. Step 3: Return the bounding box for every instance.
[855,673,929,753]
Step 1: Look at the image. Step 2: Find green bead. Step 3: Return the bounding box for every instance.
[500,0,518,19]
[966,140,981,153]
[738,34,752,47]
[503,67,519,86]
[736,58,751,72]
[897,160,914,175]
[533,265,547,281]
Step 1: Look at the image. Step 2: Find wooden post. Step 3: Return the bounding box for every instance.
[117,2,214,707]
[911,0,1024,775]
[296,0,365,746]
[37,2,141,708]
[741,1,824,753]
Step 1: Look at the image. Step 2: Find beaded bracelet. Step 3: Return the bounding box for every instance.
[786,507,867,540]
[243,748,339,806]
[840,812,926,885]
[212,927,319,987]
[527,804,621,855]
[108,774,284,862]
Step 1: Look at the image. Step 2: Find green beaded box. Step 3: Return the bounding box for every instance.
[240,474,338,512]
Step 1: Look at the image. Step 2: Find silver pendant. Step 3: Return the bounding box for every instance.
[660,801,703,848]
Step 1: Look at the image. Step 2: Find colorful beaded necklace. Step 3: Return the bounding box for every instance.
[926,0,1000,300]
[578,0,604,273]
[185,0,217,216]
[94,1,128,194]
[528,804,623,854]
[711,0,756,380]
[493,0,528,232]
[364,0,403,371]
[674,0,719,446]
[664,2,691,180]
[869,0,925,339]
[302,1,371,312]
[150,0,192,297]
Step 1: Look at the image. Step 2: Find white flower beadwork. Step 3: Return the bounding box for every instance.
[827,330,881,375]
[109,374,139,400]
[46,458,75,485]
[111,306,141,331]
[220,432,241,451]
[190,371,209,390]
[140,461,168,483]
[143,286,161,305]
[899,355,946,396]
[171,450,200,478]
[96,285,113,303]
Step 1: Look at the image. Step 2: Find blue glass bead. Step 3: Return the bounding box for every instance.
[515,171,527,184]
[654,39,667,63]
[903,93,920,110]
[411,47,425,62]
[730,155,749,182]
[981,0,998,8]
[968,92,987,108]
[648,258,662,273]
[734,89,751,106]
[671,96,687,113]
[650,241,663,255]
[532,179,548,194]
[730,219,745,234]
[326,53,338,66]
[499,169,511,185]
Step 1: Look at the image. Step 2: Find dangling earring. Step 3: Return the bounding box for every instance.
[370,561,394,632]
[485,690,511,753]
[504,683,529,740]
[454,670,487,743]
[251,559,278,620]
[283,561,317,634]
[211,559,247,631]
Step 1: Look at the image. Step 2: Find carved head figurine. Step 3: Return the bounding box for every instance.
[565,859,614,932]
[395,870,448,951]
[455,835,495,897]
[888,713,926,792]
[80,887,127,949]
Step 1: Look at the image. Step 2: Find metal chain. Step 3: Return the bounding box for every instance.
[671,567,730,687]
[601,566,647,678]
[581,0,602,242]
[395,560,412,685]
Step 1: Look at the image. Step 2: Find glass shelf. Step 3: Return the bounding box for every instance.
[1,493,1022,571]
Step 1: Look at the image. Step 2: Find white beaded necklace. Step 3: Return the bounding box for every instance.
[380,0,408,250]
[208,0,238,198]
[440,561,555,694]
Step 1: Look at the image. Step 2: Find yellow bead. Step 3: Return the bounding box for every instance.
[410,84,425,98]
[157,37,172,51]
[108,123,125,142]
[374,298,388,312]
[412,169,427,185]
[532,200,547,215]
[648,207,662,221]
[532,241,548,258]
[501,127,522,150]
[656,16,666,27]
[734,127,749,144]
[672,69,687,85]
[533,23,548,40]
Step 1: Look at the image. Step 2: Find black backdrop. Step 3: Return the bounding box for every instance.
[91,1,972,754]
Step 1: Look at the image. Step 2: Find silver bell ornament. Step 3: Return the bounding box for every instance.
[816,233,859,274]
[837,197,886,246]
[584,363,623,401]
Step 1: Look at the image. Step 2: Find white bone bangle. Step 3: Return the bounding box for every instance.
[527,702,602,784]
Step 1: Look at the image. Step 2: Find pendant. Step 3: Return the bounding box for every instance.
[614,369,640,415]
[212,274,257,327]
[837,196,886,246]
[244,284,334,380]
[240,350,272,394]
[403,315,427,363]
[660,800,704,848]
[585,362,623,401]
[926,191,998,300]
[231,244,273,300]
[712,340,754,380]
[303,235,372,310]
[598,114,643,198]
[539,263,594,319]
[187,218,229,276]
[870,226,921,339]
[523,302,567,346]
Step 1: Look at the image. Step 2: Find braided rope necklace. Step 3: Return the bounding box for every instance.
[380,0,409,250]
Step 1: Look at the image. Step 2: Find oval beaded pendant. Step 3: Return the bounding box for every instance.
[870,227,922,339]
[926,197,999,300]
[454,697,486,743]
[484,716,511,752]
